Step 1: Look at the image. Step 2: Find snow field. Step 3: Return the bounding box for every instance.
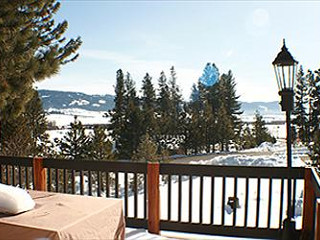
[74,169,303,230]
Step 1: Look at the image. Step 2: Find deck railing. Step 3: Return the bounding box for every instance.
[0,156,318,239]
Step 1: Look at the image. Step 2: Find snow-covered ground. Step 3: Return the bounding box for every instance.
[46,109,108,128]
[46,112,307,239]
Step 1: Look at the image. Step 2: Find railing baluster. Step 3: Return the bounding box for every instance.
[244,177,249,227]
[124,172,128,217]
[26,167,29,189]
[292,178,297,217]
[189,175,193,223]
[210,176,215,225]
[63,169,67,193]
[178,175,182,222]
[32,166,35,189]
[71,170,75,194]
[0,165,2,183]
[256,177,261,228]
[221,177,226,226]
[18,165,22,187]
[6,165,9,185]
[134,173,138,218]
[106,172,109,198]
[200,176,203,224]
[88,170,92,196]
[80,170,84,195]
[48,168,52,192]
[12,165,15,186]
[144,173,147,220]
[168,174,171,221]
[233,177,238,227]
[267,178,273,228]
[279,178,284,228]
[97,171,101,197]
[55,169,59,192]
[115,172,119,198]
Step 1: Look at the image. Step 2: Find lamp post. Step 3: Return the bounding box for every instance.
[272,39,298,240]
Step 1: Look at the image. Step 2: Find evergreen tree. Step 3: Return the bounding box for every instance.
[0,90,49,156]
[216,101,234,151]
[241,125,256,149]
[141,73,157,134]
[132,133,158,162]
[90,126,113,161]
[252,111,276,146]
[157,71,171,136]
[0,0,81,117]
[108,69,127,157]
[308,69,320,165]
[293,66,308,144]
[168,66,183,136]
[120,73,143,159]
[56,117,90,160]
[216,70,242,150]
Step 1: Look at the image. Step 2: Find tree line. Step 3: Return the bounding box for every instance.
[107,64,275,161]
[292,66,320,166]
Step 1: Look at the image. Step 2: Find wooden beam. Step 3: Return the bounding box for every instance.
[33,157,47,191]
[302,168,315,238]
[147,162,160,234]
[315,199,320,240]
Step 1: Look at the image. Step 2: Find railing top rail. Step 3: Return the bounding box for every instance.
[0,156,33,167]
[43,158,148,173]
[160,163,305,178]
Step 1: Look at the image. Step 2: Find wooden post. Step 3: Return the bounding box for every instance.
[147,162,160,234]
[33,157,47,191]
[302,168,315,237]
[315,199,320,240]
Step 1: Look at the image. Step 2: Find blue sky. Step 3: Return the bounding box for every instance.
[35,1,320,102]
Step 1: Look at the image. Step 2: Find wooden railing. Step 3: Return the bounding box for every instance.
[0,156,318,239]
[302,168,320,239]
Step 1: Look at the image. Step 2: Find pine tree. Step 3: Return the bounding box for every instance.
[141,73,157,135]
[293,66,308,144]
[157,71,171,136]
[216,101,234,151]
[308,69,320,165]
[132,133,158,162]
[216,70,243,150]
[0,0,81,117]
[108,69,127,157]
[56,117,90,160]
[0,90,49,156]
[120,73,143,159]
[90,126,113,161]
[252,111,275,146]
[241,124,255,149]
[168,66,183,136]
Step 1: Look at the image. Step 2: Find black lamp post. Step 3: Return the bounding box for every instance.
[272,39,298,240]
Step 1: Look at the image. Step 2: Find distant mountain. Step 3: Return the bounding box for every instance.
[38,89,281,116]
[241,101,281,115]
[38,89,114,112]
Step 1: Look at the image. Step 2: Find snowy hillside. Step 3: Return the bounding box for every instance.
[38,89,114,112]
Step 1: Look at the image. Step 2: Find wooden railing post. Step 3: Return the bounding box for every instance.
[147,162,160,234]
[33,157,47,191]
[302,168,315,237]
[315,199,320,240]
